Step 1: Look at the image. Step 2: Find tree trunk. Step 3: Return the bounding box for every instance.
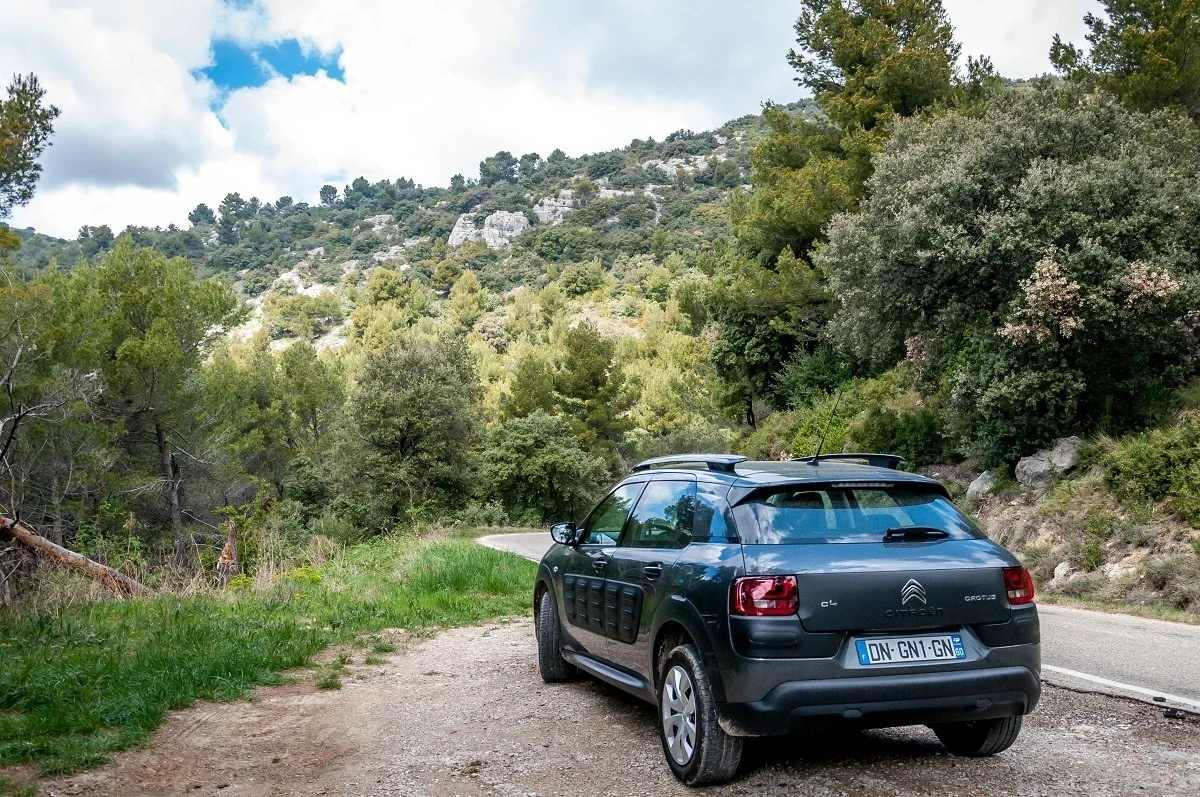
[0,515,154,598]
[216,520,239,588]
[49,470,63,546]
[154,422,187,564]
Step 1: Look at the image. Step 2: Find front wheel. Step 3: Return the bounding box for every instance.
[658,644,742,786]
[536,590,576,683]
[931,715,1023,757]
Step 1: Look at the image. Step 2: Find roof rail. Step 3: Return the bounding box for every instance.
[631,454,748,474]
[791,453,906,470]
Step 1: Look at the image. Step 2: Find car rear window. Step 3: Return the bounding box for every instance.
[732,484,983,544]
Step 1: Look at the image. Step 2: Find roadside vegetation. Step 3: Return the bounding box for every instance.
[0,535,534,774]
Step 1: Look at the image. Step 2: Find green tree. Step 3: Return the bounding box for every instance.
[336,333,480,526]
[449,269,486,330]
[555,321,631,464]
[1051,0,1200,120]
[187,203,216,226]
[477,411,604,522]
[500,351,558,418]
[77,239,240,559]
[706,248,829,425]
[479,151,518,186]
[818,82,1200,462]
[0,73,60,218]
[319,184,338,206]
[278,342,344,456]
[733,0,984,264]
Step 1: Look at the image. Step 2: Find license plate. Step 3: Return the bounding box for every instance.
[854,634,966,666]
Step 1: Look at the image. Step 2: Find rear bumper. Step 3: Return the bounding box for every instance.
[717,664,1040,737]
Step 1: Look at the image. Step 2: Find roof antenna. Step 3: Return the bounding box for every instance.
[810,383,845,464]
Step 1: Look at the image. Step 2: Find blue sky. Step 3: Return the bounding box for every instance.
[1,0,1098,238]
[200,38,344,100]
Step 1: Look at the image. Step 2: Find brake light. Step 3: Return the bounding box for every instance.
[730,575,799,616]
[1003,567,1035,606]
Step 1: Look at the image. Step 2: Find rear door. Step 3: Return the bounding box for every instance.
[605,478,696,676]
[556,482,644,659]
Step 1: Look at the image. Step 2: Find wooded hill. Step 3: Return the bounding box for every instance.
[1,0,1198,614]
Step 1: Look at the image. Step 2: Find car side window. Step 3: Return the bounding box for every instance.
[622,480,696,549]
[581,483,643,545]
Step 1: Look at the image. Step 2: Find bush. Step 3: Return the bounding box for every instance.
[1102,414,1200,526]
[849,406,945,467]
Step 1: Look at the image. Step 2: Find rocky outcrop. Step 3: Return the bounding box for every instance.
[642,154,710,177]
[1015,436,1084,487]
[372,245,406,262]
[448,211,531,249]
[362,214,392,232]
[533,190,574,225]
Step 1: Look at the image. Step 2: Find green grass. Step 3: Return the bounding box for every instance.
[0,537,535,775]
[315,673,342,690]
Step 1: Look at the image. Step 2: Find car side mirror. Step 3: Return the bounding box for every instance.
[550,522,578,545]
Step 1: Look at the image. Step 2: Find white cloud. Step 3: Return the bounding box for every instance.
[5,0,1101,239]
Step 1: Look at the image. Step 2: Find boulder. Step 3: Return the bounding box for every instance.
[1015,455,1052,487]
[1047,436,1083,472]
[966,471,998,501]
[448,211,531,249]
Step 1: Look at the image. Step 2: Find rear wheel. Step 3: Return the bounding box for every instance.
[658,644,742,786]
[536,590,576,683]
[931,715,1023,757]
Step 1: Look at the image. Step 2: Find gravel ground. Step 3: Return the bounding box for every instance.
[40,619,1200,797]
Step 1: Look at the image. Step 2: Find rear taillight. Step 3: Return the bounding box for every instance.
[1003,566,1035,606]
[730,575,799,616]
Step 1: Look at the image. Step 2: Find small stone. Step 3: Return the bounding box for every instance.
[217,783,230,790]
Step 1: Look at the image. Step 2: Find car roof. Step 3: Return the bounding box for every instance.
[626,456,942,490]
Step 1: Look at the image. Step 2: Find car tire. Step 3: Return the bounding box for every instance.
[931,715,1023,757]
[658,644,742,786]
[536,590,576,683]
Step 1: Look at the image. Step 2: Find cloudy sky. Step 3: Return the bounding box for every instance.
[2,0,1098,239]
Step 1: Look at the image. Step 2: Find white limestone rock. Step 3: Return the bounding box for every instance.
[447,214,481,247]
[533,190,575,225]
[371,245,406,262]
[362,214,392,232]
[448,211,531,249]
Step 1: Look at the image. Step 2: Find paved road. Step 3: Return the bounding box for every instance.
[478,532,1200,711]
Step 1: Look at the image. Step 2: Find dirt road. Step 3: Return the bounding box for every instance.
[42,618,1200,797]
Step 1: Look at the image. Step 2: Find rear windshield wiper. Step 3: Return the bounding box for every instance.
[884,526,950,541]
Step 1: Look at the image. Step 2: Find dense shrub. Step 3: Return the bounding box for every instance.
[849,406,945,467]
[819,82,1200,463]
[1102,414,1200,526]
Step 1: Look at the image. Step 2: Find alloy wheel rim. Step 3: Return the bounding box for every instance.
[661,665,698,766]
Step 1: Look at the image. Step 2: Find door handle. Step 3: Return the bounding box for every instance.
[643,563,664,580]
[593,560,607,573]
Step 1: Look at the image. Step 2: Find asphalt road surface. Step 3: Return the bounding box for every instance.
[478,532,1200,711]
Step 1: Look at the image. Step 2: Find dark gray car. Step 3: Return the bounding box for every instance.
[533,454,1040,786]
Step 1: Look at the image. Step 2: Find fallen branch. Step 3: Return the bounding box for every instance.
[0,515,155,598]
